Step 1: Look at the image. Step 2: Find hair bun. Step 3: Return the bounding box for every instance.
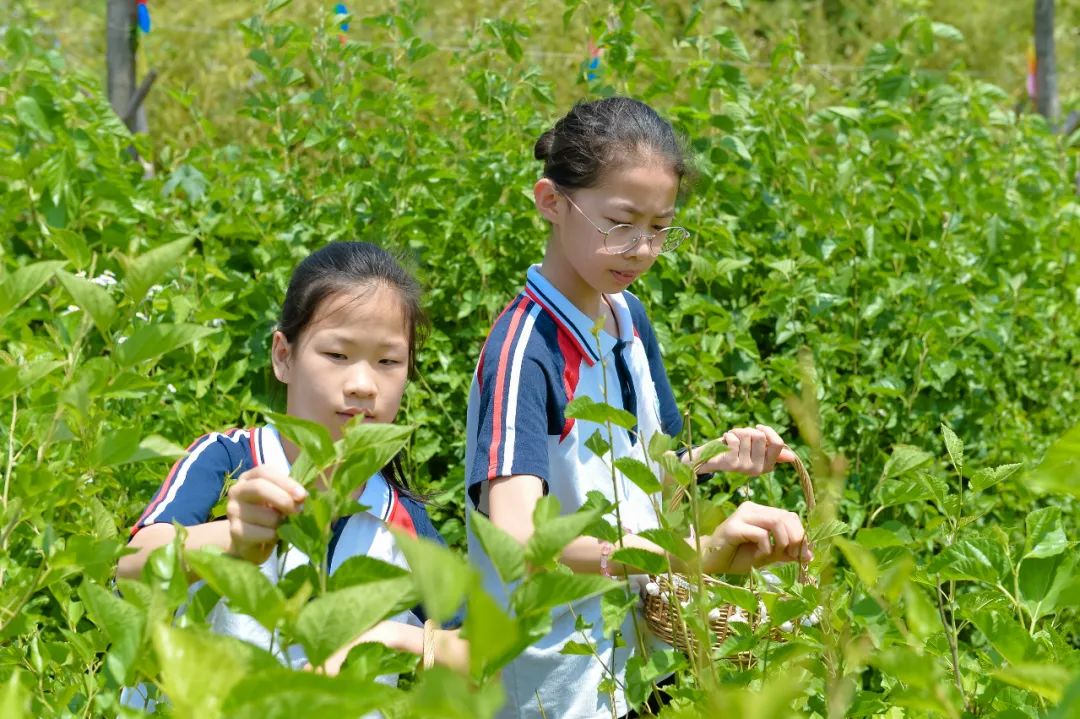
[533,129,556,162]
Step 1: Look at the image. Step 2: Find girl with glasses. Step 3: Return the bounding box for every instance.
[464,97,810,719]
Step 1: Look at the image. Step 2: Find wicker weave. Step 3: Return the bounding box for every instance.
[640,454,816,658]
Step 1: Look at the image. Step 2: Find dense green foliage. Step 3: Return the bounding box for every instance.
[1,0,1078,716]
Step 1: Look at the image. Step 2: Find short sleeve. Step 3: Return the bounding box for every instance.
[130,430,250,536]
[466,349,554,510]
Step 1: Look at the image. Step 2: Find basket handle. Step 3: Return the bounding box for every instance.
[668,451,816,514]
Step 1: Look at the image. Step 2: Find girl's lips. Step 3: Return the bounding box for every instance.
[611,269,638,284]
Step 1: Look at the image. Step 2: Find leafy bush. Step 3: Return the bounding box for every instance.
[1,1,1077,716]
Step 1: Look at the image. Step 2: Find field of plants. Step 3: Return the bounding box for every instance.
[1,0,1078,716]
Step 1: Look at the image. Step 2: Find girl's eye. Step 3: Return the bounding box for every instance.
[324,352,347,360]
[379,358,403,366]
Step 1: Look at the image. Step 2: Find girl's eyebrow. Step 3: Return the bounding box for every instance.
[323,331,408,349]
[608,199,675,217]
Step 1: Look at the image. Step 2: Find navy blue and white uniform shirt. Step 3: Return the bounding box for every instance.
[129,424,445,671]
[465,265,683,719]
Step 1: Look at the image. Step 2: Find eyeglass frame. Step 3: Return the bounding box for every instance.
[555,188,689,256]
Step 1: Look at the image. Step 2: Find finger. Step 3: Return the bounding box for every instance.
[757,425,785,470]
[231,501,284,529]
[239,467,308,502]
[777,447,799,464]
[229,520,278,546]
[734,428,753,469]
[747,428,767,472]
[768,515,792,556]
[230,478,302,515]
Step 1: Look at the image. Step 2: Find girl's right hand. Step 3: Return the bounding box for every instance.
[225,466,308,565]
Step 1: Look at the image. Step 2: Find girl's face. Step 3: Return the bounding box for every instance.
[271,284,410,450]
[538,159,680,307]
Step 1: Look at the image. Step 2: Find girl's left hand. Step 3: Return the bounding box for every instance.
[693,424,797,477]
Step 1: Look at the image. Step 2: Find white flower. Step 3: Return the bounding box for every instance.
[75,271,87,279]
[728,609,748,624]
[780,621,794,632]
[659,591,670,604]
[708,607,722,621]
[757,600,769,624]
[61,305,80,315]
[135,312,148,321]
[644,582,660,597]
[210,318,225,328]
[117,336,128,344]
[90,270,117,287]
[801,606,823,627]
[761,571,783,588]
[167,384,177,394]
[148,284,164,296]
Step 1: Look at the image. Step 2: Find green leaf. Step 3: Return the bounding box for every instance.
[511,573,621,616]
[584,430,610,459]
[266,411,336,474]
[928,538,1004,584]
[525,498,605,569]
[123,435,190,465]
[637,528,696,565]
[222,668,400,719]
[834,537,879,588]
[941,424,963,476]
[0,671,29,719]
[123,237,194,305]
[152,623,279,717]
[185,549,286,629]
[265,0,294,13]
[970,463,1022,493]
[56,271,117,337]
[115,323,217,366]
[611,547,667,575]
[404,666,506,719]
[15,95,51,138]
[466,582,522,677]
[327,555,409,591]
[564,396,637,430]
[931,22,964,42]
[293,577,417,667]
[334,422,414,497]
[713,27,750,62]
[1024,507,1069,559]
[0,260,65,316]
[613,457,662,495]
[469,511,525,584]
[991,663,1072,703]
[1028,423,1080,498]
[881,444,933,480]
[390,531,470,625]
[78,582,145,684]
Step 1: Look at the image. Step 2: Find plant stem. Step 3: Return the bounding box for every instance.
[935,580,965,704]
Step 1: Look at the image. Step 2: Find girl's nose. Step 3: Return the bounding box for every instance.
[345,363,377,397]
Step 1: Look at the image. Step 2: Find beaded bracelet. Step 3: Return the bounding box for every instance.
[599,541,614,578]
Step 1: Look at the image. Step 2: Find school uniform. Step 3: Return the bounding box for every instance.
[124,424,447,711]
[465,265,683,719]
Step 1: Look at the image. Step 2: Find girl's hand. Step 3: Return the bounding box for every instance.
[699,501,810,574]
[694,424,797,477]
[226,466,307,565]
[433,628,470,674]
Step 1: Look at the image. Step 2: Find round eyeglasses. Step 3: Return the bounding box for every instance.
[559,191,689,255]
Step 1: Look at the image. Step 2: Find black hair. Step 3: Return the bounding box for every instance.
[278,241,429,500]
[533,96,692,192]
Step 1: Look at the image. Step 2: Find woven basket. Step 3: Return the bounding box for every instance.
[640,453,816,659]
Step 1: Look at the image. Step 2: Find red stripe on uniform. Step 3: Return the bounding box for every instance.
[524,287,596,367]
[129,428,242,536]
[477,296,522,394]
[557,330,584,441]
[487,299,533,476]
[385,487,417,537]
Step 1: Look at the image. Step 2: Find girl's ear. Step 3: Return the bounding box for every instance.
[534,178,562,224]
[270,331,292,383]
